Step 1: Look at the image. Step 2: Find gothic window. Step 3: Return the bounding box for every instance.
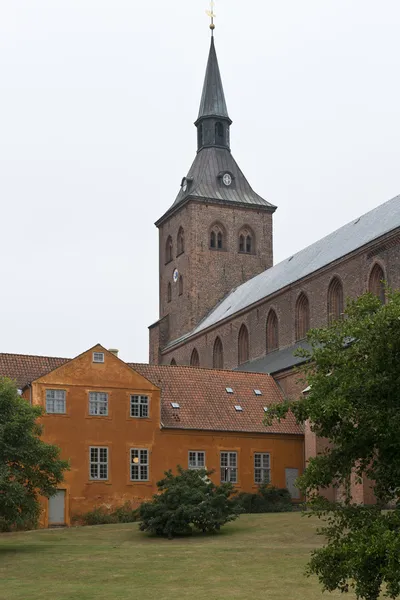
[170,358,177,366]
[369,263,386,304]
[209,222,225,251]
[266,310,279,353]
[295,293,310,341]
[167,282,172,303]
[215,121,224,145]
[239,235,244,252]
[238,324,249,365]
[179,275,183,296]
[165,236,173,264]
[217,231,222,249]
[177,227,184,255]
[213,337,224,369]
[327,277,344,324]
[210,231,216,248]
[238,227,254,254]
[190,348,200,367]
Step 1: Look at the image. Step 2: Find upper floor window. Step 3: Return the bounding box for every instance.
[188,451,205,469]
[266,310,279,353]
[130,448,149,481]
[165,236,173,264]
[295,293,310,341]
[220,451,237,483]
[179,275,183,296]
[89,392,108,416]
[46,389,66,414]
[190,348,200,367]
[90,446,108,480]
[238,324,249,365]
[130,395,149,418]
[197,123,203,149]
[209,222,225,250]
[215,121,224,145]
[177,227,184,255]
[254,453,271,484]
[369,263,386,304]
[167,282,172,303]
[328,277,344,324]
[93,352,104,363]
[238,227,254,254]
[213,336,224,369]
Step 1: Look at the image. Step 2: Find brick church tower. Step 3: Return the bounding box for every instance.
[149,35,276,364]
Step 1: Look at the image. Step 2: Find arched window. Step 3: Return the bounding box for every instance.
[266,310,279,353]
[328,277,344,324]
[209,222,225,251]
[213,337,224,369]
[295,293,310,341]
[239,235,244,252]
[210,231,216,248]
[190,348,200,367]
[177,227,184,255]
[179,275,183,296]
[167,282,172,303]
[215,121,224,145]
[170,358,177,366]
[369,263,385,304]
[238,324,249,365]
[238,227,254,254]
[217,231,222,249]
[197,123,203,149]
[165,236,173,264]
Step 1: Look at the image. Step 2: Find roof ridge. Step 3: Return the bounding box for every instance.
[129,362,273,377]
[0,352,70,361]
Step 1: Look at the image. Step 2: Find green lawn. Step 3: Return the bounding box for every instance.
[0,513,356,600]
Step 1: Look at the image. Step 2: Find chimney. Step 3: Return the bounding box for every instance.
[108,348,119,357]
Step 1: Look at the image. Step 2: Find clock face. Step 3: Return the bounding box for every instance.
[222,173,232,186]
[182,179,188,192]
[173,268,179,283]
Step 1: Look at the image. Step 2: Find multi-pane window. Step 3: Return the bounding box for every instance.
[220,452,237,483]
[46,389,66,414]
[89,392,108,416]
[90,447,108,480]
[130,395,149,418]
[254,453,271,484]
[130,449,149,481]
[188,451,205,469]
[93,352,104,363]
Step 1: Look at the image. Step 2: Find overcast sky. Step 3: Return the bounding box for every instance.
[1,0,399,362]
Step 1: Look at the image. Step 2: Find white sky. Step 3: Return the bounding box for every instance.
[1,0,399,362]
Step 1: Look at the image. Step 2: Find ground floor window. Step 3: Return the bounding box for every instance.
[188,451,205,469]
[131,449,149,481]
[220,452,237,483]
[90,447,108,480]
[254,453,271,484]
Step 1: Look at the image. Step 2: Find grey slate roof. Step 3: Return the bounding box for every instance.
[234,341,312,376]
[166,194,400,348]
[197,37,230,121]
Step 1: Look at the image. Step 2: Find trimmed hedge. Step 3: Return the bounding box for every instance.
[73,502,139,526]
[233,484,293,513]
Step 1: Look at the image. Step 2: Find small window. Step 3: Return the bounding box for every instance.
[210,231,216,248]
[254,389,262,396]
[177,227,185,255]
[171,402,180,408]
[130,395,149,418]
[46,389,66,414]
[238,228,254,254]
[188,451,205,470]
[225,387,234,394]
[179,275,183,296]
[130,448,149,481]
[234,405,243,412]
[89,392,108,416]
[239,235,245,252]
[263,407,269,412]
[167,282,172,303]
[90,446,108,480]
[209,223,225,251]
[254,453,271,484]
[165,236,173,264]
[93,352,104,363]
[220,452,237,483]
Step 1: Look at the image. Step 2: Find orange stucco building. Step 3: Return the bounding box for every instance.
[0,345,303,527]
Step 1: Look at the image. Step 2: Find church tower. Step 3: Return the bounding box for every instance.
[150,34,276,364]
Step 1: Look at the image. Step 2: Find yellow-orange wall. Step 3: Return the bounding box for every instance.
[33,346,304,527]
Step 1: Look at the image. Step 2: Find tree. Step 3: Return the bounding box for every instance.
[0,378,69,530]
[265,290,400,600]
[139,466,239,538]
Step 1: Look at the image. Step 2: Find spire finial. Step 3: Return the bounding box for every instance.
[206,0,216,35]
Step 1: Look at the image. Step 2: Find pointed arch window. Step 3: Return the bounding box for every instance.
[179,275,183,296]
[209,222,225,251]
[165,236,173,264]
[213,337,224,369]
[238,227,255,254]
[295,293,310,341]
[190,348,200,367]
[328,277,344,324]
[238,324,249,365]
[170,358,177,366]
[266,310,279,353]
[177,227,184,255]
[167,282,172,303]
[369,263,385,304]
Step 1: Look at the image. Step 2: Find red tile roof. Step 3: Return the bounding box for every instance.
[129,364,302,435]
[0,353,70,389]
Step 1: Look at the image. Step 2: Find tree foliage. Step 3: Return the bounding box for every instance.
[0,378,69,530]
[139,466,239,538]
[265,290,400,600]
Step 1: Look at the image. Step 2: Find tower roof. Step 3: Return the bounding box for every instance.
[197,37,230,122]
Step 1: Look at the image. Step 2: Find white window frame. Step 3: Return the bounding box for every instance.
[45,389,66,414]
[130,448,149,481]
[130,395,149,418]
[93,352,104,363]
[89,392,108,416]
[89,446,108,480]
[220,451,238,483]
[188,451,206,470]
[254,452,271,484]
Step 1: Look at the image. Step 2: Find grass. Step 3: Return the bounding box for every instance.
[0,513,356,600]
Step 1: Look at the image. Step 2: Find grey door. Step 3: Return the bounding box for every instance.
[285,468,300,499]
[49,490,66,525]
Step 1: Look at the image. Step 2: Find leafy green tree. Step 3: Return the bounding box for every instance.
[265,290,400,600]
[0,378,69,530]
[139,466,239,538]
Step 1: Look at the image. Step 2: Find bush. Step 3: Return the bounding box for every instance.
[139,466,239,538]
[233,484,293,513]
[74,502,139,526]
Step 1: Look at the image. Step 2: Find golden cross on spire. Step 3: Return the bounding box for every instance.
[206,0,216,34]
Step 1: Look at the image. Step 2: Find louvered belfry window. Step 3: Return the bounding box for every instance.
[238,324,249,364]
[213,337,224,369]
[266,310,279,353]
[328,277,344,324]
[295,293,310,341]
[369,263,386,304]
